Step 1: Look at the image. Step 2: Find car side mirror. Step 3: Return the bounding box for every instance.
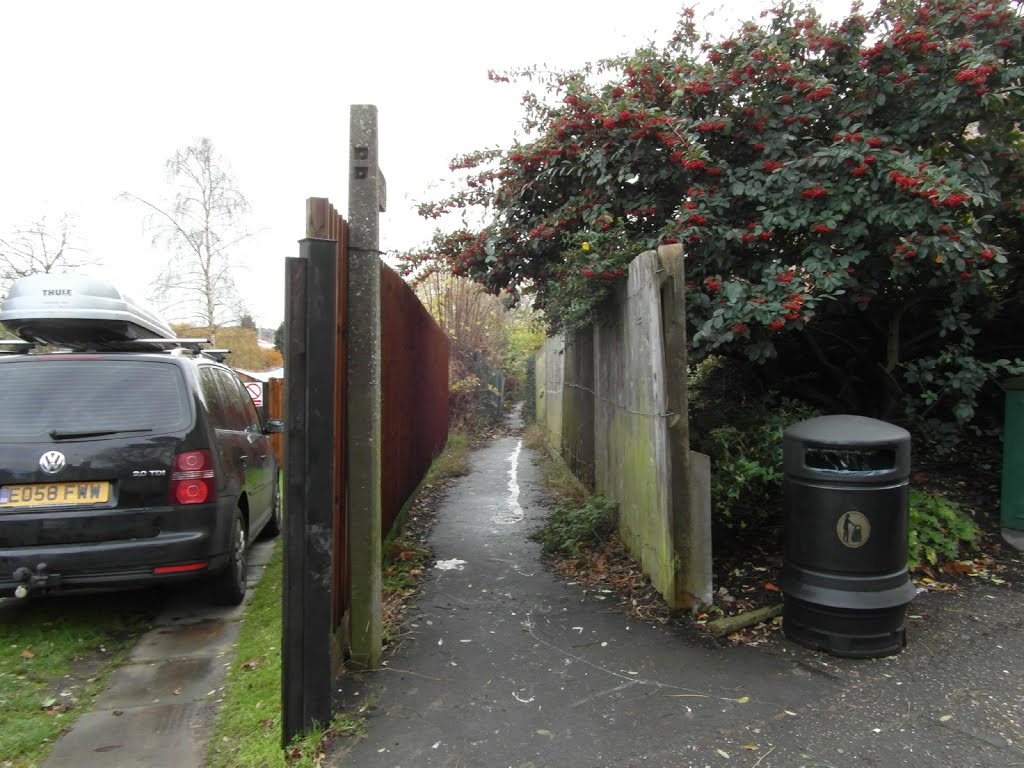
[264,419,285,434]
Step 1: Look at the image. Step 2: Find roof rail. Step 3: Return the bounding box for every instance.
[133,338,230,362]
[132,337,211,352]
[200,348,231,363]
[0,337,231,360]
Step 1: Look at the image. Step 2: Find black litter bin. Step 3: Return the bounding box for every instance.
[781,415,917,658]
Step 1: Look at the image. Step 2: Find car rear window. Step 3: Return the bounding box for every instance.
[0,358,192,438]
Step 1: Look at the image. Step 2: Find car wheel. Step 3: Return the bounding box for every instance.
[211,507,247,606]
[261,479,282,539]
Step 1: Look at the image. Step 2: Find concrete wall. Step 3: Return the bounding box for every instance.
[593,250,675,600]
[538,334,565,453]
[534,346,545,436]
[562,331,595,490]
[534,247,713,610]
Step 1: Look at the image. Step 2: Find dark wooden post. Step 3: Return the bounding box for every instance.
[282,238,338,742]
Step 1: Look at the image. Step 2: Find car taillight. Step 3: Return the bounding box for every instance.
[168,450,216,505]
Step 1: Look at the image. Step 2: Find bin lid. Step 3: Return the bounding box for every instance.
[784,415,909,446]
[783,414,911,481]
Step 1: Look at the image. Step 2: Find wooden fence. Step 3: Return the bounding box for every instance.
[282,193,449,742]
[380,264,449,533]
[305,197,350,630]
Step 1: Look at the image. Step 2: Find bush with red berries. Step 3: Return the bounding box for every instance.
[401,0,1024,450]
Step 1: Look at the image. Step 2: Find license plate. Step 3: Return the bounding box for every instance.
[0,482,111,509]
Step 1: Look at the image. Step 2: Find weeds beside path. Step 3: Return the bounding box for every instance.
[522,421,1024,649]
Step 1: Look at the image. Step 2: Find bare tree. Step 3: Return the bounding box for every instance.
[0,214,88,296]
[123,138,251,341]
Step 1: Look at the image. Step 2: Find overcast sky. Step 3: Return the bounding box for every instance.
[0,0,856,329]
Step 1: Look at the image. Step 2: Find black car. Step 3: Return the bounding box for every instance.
[0,348,283,605]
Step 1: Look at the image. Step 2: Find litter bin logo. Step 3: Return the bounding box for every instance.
[837,510,871,548]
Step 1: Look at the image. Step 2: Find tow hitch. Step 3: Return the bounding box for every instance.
[12,563,62,598]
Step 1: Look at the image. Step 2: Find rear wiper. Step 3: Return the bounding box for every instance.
[48,427,154,440]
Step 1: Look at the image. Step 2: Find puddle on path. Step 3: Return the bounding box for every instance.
[493,439,525,525]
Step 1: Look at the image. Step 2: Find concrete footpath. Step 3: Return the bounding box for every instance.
[327,407,1024,768]
[37,539,277,768]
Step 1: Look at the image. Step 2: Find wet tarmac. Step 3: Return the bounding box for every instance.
[326,405,1024,768]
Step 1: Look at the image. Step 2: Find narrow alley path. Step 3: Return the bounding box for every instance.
[327,405,833,768]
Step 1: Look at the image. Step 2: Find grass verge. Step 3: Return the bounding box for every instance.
[207,435,474,767]
[426,432,471,483]
[205,544,364,768]
[0,594,152,768]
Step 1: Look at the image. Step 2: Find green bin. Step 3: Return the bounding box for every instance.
[1001,378,1024,550]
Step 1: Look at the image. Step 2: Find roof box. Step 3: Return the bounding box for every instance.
[0,273,176,351]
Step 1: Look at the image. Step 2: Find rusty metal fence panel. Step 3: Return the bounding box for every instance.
[380,262,450,534]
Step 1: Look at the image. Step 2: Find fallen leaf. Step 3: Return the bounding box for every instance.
[173,688,183,696]
[41,698,57,709]
[939,714,953,722]
[21,648,35,659]
[763,582,780,591]
[735,696,750,704]
[743,743,759,750]
[242,658,259,670]
[716,748,730,758]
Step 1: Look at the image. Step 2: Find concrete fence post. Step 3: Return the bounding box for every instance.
[659,243,712,609]
[347,105,386,669]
